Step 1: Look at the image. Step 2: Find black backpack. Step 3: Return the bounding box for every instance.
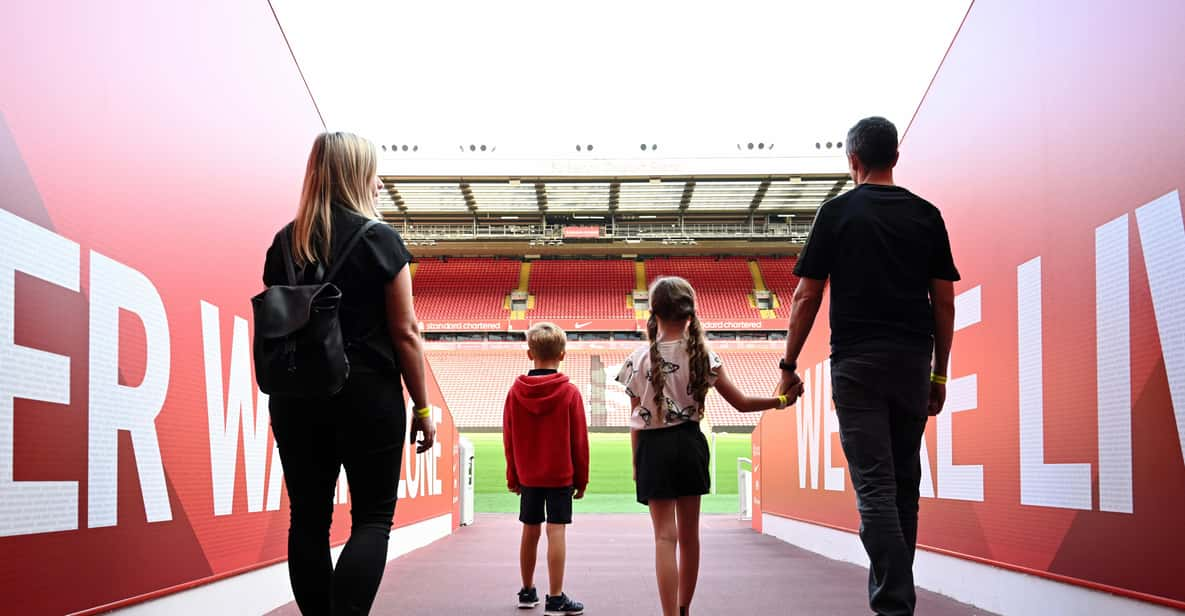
[251,219,379,397]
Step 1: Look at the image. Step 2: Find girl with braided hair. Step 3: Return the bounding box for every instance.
[615,276,802,616]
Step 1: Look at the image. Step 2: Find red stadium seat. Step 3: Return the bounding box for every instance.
[528,260,635,319]
[645,257,760,321]
[413,258,520,320]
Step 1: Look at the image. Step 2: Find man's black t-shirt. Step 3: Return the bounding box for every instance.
[263,204,413,377]
[794,183,960,359]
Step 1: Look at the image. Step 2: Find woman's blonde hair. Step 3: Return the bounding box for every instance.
[646,276,711,416]
[292,132,380,267]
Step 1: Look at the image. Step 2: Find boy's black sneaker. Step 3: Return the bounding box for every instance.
[517,586,540,609]
[544,593,584,615]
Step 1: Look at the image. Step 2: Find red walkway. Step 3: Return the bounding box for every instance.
[268,514,993,615]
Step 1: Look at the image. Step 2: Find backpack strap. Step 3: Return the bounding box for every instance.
[325,219,381,282]
[278,223,297,285]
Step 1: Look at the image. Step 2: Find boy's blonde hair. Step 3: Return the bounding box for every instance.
[526,322,567,361]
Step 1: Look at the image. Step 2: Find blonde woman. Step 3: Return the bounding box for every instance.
[262,132,433,615]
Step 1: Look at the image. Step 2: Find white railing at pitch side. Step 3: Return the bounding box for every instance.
[737,457,753,520]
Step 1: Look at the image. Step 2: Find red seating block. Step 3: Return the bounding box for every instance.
[529,260,635,319]
[413,258,519,320]
[645,257,760,321]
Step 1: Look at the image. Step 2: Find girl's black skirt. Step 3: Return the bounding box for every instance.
[634,420,711,505]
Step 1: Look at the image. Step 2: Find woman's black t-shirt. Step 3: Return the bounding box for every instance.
[262,204,413,378]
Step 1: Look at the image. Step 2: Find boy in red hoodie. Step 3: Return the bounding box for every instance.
[504,322,589,615]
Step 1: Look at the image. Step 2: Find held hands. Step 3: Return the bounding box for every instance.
[774,371,805,407]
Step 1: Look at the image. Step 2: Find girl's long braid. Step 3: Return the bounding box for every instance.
[646,312,666,414]
[685,313,711,414]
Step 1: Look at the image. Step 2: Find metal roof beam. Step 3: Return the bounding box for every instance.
[459,183,477,212]
[534,182,548,213]
[384,183,407,212]
[825,177,849,201]
[748,179,771,210]
[678,181,695,211]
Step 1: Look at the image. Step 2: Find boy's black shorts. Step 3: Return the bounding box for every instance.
[518,486,574,525]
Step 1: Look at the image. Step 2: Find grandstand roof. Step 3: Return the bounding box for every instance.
[379,173,850,216]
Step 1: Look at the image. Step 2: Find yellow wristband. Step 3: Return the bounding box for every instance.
[930,373,948,385]
[777,394,788,408]
[413,406,431,419]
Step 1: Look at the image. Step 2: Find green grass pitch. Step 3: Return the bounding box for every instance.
[462,431,753,514]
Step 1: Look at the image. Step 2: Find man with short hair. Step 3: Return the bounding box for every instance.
[776,116,959,616]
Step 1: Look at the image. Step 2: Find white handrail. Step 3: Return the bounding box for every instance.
[737,456,753,521]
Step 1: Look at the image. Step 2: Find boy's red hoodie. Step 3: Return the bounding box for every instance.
[503,372,590,491]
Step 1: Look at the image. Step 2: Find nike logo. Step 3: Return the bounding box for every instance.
[574,321,593,329]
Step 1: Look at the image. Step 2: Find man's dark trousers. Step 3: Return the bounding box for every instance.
[832,350,931,616]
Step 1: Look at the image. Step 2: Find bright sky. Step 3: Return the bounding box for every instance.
[272,0,969,160]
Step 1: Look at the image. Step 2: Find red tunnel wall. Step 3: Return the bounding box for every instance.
[0,3,457,614]
[756,0,1185,608]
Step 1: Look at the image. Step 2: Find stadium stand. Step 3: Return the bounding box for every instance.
[427,347,781,429]
[410,256,793,325]
[704,351,783,427]
[424,350,523,427]
[756,256,800,318]
[426,349,628,428]
[412,258,519,320]
[527,260,635,319]
[645,257,760,321]
[563,349,632,427]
